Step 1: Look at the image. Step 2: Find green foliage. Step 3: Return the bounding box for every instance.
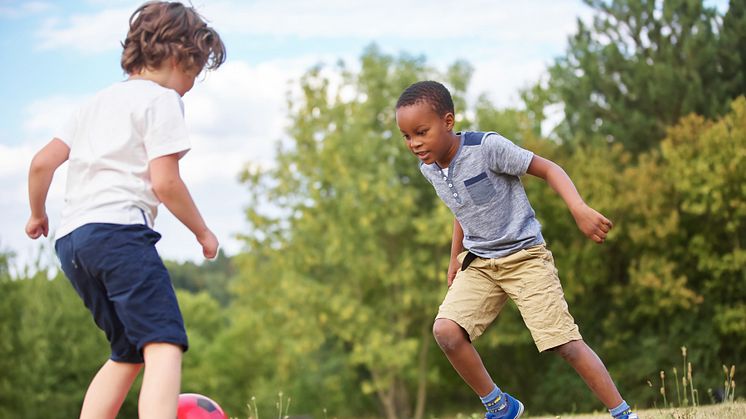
[0,263,117,418]
[660,97,746,359]
[230,45,460,419]
[167,250,236,305]
[719,0,746,97]
[2,2,744,415]
[556,97,746,410]
[549,0,740,154]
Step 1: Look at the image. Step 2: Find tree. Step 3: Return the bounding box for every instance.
[166,250,236,305]
[660,96,746,362]
[0,265,117,418]
[563,97,746,407]
[231,46,475,419]
[719,0,746,98]
[549,0,737,154]
[0,251,23,418]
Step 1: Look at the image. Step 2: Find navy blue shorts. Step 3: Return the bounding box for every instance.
[55,223,188,363]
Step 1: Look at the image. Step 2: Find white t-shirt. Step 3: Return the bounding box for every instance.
[56,79,191,239]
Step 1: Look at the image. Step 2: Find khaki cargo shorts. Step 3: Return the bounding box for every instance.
[436,244,582,352]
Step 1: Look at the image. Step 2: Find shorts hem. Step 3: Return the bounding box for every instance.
[536,331,583,352]
[435,311,479,341]
[110,355,144,364]
[136,335,189,354]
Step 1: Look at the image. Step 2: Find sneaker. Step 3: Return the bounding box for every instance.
[485,393,524,419]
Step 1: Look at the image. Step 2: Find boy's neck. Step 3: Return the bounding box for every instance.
[126,59,196,97]
[436,132,461,168]
[128,66,171,87]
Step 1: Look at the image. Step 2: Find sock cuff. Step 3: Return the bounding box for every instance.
[481,384,507,412]
[610,400,630,417]
[479,385,501,404]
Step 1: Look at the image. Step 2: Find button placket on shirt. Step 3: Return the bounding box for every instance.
[436,134,465,205]
[441,170,461,204]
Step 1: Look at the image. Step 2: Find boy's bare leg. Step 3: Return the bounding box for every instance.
[552,339,623,408]
[138,342,183,419]
[79,359,142,419]
[433,318,495,396]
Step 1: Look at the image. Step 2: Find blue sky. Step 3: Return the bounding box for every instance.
[0,0,729,271]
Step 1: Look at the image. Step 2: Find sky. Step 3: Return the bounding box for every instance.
[0,0,728,273]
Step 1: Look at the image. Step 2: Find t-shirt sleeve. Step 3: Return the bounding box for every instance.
[482,133,534,176]
[56,108,79,147]
[143,90,191,160]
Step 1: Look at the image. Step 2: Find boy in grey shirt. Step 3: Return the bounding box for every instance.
[396,81,637,419]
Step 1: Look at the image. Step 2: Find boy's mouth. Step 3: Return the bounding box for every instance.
[415,151,429,159]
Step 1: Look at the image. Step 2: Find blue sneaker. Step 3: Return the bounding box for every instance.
[485,393,524,419]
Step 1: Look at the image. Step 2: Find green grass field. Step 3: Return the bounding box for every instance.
[435,402,746,419]
[524,401,746,419]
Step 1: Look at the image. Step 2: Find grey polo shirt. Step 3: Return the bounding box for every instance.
[420,131,544,258]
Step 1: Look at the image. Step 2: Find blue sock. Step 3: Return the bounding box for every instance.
[609,400,631,417]
[480,384,506,413]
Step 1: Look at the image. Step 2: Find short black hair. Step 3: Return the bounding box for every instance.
[396,80,455,117]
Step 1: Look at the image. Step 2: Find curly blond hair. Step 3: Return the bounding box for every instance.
[121,1,225,75]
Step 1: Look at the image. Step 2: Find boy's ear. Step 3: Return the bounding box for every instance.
[444,112,455,130]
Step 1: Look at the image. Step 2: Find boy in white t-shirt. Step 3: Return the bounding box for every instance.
[25,2,225,418]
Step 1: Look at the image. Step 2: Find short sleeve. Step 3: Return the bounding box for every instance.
[482,133,534,176]
[143,90,191,160]
[57,108,79,147]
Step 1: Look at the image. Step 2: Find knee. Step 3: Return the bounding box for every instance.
[552,340,582,362]
[432,319,469,353]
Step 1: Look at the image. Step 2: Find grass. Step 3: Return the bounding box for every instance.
[447,345,741,419]
[236,401,746,419]
[236,346,740,419]
[524,401,746,418]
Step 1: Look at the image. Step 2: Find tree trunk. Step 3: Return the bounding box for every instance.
[413,322,432,419]
[372,369,399,419]
[394,378,412,419]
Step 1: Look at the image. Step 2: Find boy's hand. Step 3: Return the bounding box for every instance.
[447,257,459,287]
[572,203,613,244]
[25,214,49,239]
[197,229,219,259]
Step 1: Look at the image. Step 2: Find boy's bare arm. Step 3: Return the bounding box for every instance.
[447,217,465,286]
[26,138,70,239]
[149,154,218,258]
[526,155,613,243]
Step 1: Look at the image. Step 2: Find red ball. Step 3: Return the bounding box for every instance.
[177,393,228,419]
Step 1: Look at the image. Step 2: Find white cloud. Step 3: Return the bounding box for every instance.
[0,144,66,273]
[0,143,34,177]
[469,55,549,108]
[36,6,131,53]
[202,0,587,44]
[23,95,87,142]
[180,57,326,183]
[0,94,73,210]
[0,1,52,18]
[33,0,589,53]
[0,56,322,266]
[154,57,322,261]
[6,0,600,268]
